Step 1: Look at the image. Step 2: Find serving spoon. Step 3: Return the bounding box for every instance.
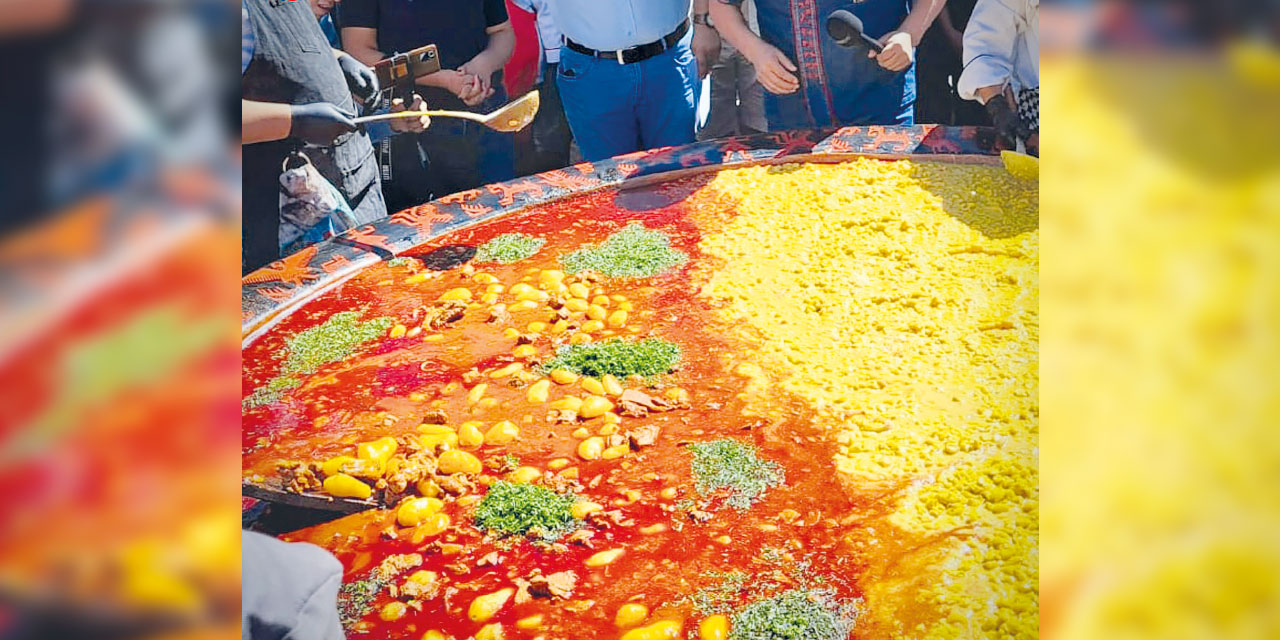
[353,89,540,133]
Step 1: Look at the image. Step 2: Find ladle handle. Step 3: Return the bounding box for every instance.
[352,110,485,125]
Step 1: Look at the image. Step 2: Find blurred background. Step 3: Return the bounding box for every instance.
[0,0,242,638]
[0,0,1278,638]
[1039,1,1280,639]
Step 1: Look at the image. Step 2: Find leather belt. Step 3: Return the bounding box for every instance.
[564,19,689,65]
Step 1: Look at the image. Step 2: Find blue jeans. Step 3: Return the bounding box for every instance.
[556,32,698,161]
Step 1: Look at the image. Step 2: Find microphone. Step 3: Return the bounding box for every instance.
[826,9,884,52]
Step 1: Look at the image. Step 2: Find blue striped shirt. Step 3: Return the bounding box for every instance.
[241,1,254,75]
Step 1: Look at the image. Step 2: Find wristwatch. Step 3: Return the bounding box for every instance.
[693,13,715,28]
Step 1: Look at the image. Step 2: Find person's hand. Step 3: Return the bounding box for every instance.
[691,24,722,79]
[336,52,379,104]
[456,73,490,107]
[290,102,356,145]
[743,40,799,94]
[458,57,497,106]
[418,70,487,106]
[870,31,914,71]
[389,94,430,133]
[984,96,1031,150]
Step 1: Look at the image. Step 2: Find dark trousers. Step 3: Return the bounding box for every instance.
[417,90,515,199]
[517,63,574,175]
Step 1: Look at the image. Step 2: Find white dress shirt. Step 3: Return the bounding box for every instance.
[958,0,1039,103]
[513,0,564,64]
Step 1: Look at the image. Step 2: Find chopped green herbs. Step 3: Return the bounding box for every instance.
[244,311,393,408]
[474,481,578,541]
[688,439,784,510]
[561,223,688,278]
[542,338,681,379]
[475,233,546,264]
[281,312,394,376]
[337,575,388,628]
[387,256,418,268]
[686,571,750,614]
[729,588,858,640]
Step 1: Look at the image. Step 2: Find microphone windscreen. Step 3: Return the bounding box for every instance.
[826,10,863,48]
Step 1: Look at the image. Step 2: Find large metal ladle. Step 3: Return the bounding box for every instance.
[352,89,540,133]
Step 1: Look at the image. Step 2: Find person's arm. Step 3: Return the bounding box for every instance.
[342,24,479,102]
[871,0,947,72]
[938,9,964,55]
[957,0,1018,103]
[242,100,291,144]
[957,0,1029,148]
[242,100,356,145]
[338,0,381,62]
[458,21,516,104]
[691,0,722,79]
[341,26,383,67]
[710,0,798,94]
[331,47,379,103]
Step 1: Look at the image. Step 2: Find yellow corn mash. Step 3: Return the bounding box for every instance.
[695,158,1038,638]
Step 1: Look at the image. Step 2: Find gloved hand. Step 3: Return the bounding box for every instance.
[337,52,380,104]
[985,98,1031,150]
[289,103,357,145]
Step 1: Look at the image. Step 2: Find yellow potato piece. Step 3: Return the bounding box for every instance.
[615,603,650,628]
[468,587,515,622]
[579,395,614,419]
[438,450,482,475]
[699,615,729,640]
[620,619,682,640]
[484,421,520,445]
[396,497,444,527]
[585,548,624,567]
[322,473,371,499]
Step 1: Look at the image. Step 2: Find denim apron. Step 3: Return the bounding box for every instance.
[241,0,385,272]
[751,0,916,130]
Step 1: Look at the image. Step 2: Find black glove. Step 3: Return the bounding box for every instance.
[337,53,379,104]
[289,103,357,145]
[985,98,1031,150]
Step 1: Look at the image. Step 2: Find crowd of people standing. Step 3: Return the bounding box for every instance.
[241,0,1039,273]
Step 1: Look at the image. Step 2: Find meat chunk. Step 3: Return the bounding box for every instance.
[486,304,510,324]
[381,452,436,500]
[276,461,323,493]
[564,529,596,547]
[423,301,467,329]
[513,577,533,605]
[436,473,476,496]
[626,423,661,449]
[617,389,681,418]
[421,409,449,425]
[548,409,580,424]
[527,570,578,600]
[396,572,439,601]
[587,509,635,529]
[373,553,423,582]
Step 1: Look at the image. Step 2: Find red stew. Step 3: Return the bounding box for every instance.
[243,175,935,639]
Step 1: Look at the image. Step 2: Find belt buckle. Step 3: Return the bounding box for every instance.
[616,49,626,64]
